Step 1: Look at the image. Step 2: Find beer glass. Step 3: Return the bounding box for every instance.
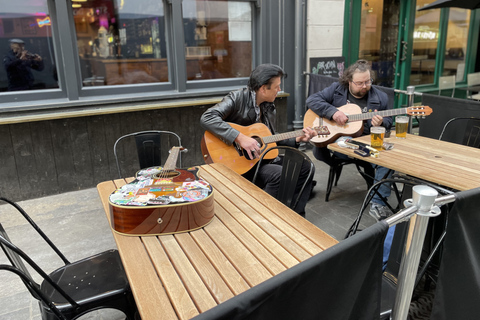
[395,116,409,139]
[370,126,385,150]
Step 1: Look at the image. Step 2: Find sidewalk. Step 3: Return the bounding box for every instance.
[0,149,376,319]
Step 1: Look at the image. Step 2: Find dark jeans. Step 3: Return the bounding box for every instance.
[243,156,314,214]
[313,147,392,205]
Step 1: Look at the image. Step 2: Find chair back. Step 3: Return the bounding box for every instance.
[0,223,42,299]
[252,146,314,210]
[114,130,183,178]
[438,75,456,97]
[467,72,480,87]
[0,197,137,319]
[439,117,480,148]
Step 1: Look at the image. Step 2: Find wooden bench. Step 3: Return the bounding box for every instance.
[97,163,338,320]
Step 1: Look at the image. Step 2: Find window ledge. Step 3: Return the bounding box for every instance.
[0,92,290,125]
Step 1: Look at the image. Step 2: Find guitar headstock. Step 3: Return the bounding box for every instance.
[406,105,432,117]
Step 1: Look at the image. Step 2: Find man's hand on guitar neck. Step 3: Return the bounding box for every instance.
[296,127,317,143]
[235,132,261,159]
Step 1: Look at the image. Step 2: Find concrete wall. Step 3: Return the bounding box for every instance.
[306,0,345,71]
[0,97,288,202]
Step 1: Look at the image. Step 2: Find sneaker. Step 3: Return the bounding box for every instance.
[369,203,392,221]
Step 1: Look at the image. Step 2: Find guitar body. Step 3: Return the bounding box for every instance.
[304,106,364,147]
[108,166,214,236]
[201,122,278,175]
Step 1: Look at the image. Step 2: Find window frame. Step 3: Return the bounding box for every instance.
[0,0,260,111]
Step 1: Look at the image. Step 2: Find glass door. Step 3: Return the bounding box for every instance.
[357,0,400,88]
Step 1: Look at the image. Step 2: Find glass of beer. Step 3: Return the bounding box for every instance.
[395,116,409,139]
[370,126,385,150]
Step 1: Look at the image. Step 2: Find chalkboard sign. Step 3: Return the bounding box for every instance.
[310,57,345,78]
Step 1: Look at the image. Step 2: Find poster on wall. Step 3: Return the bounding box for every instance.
[309,57,345,78]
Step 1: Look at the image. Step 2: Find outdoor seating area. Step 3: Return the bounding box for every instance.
[2,73,480,319]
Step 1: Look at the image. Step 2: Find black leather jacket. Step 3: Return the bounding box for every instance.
[200,87,296,147]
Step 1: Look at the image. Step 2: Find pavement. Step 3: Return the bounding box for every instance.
[0,149,378,319]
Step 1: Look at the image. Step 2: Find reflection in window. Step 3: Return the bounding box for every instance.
[358,0,399,88]
[0,1,58,92]
[73,0,167,86]
[443,8,470,81]
[411,0,441,85]
[182,0,252,81]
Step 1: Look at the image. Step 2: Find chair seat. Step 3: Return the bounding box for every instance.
[470,93,480,100]
[41,250,131,311]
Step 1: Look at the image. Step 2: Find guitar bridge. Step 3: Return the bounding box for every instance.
[314,126,330,137]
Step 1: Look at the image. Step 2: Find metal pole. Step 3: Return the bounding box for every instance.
[293,0,306,150]
[389,185,442,320]
[406,86,415,133]
[393,86,423,134]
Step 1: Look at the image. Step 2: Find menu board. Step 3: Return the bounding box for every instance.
[309,57,345,78]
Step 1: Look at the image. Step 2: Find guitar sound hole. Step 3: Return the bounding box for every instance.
[153,170,181,179]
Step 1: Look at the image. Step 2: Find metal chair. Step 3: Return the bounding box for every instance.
[114,130,184,178]
[439,117,480,148]
[0,197,138,320]
[438,75,456,97]
[252,146,314,211]
[466,72,480,100]
[325,153,375,202]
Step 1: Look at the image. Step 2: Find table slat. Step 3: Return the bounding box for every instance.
[174,232,235,303]
[97,181,179,320]
[143,236,200,319]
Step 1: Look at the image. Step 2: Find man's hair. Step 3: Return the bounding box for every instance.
[247,64,286,91]
[339,59,374,87]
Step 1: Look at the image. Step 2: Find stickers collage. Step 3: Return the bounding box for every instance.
[109,166,212,207]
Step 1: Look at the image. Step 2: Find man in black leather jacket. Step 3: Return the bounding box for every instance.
[200,64,317,215]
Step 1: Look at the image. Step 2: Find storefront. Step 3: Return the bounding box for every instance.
[0,0,302,119]
[342,0,480,107]
[0,0,304,201]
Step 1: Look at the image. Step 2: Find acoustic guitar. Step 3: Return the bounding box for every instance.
[201,122,325,175]
[304,104,432,147]
[108,146,215,236]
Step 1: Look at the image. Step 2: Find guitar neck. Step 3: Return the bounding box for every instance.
[163,147,181,171]
[263,129,305,144]
[348,108,407,122]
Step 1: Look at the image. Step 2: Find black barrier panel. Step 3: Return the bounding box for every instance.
[419,93,480,140]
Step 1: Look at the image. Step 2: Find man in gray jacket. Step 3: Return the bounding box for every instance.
[306,59,393,221]
[200,64,316,215]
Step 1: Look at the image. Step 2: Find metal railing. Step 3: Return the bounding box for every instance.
[384,185,456,320]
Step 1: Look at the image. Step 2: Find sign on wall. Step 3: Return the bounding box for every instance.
[309,57,345,78]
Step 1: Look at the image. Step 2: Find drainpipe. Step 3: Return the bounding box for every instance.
[293,0,306,149]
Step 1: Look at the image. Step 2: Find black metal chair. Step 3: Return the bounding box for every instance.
[252,146,314,211]
[325,152,375,202]
[438,117,480,148]
[0,197,138,320]
[114,130,184,178]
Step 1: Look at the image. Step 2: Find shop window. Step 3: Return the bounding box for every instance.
[73,0,168,86]
[182,0,252,81]
[443,8,470,81]
[0,1,58,92]
[358,0,399,88]
[411,0,441,86]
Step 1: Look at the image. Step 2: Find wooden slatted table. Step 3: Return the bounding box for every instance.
[327,133,480,191]
[97,163,338,320]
